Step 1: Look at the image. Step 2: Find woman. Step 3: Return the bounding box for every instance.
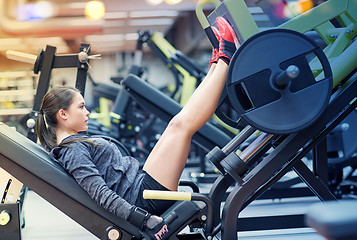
[36,17,239,240]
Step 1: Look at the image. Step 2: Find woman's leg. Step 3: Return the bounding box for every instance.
[143,17,239,190]
[143,61,228,190]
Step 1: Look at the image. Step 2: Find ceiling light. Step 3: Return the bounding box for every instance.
[296,0,314,14]
[85,1,105,20]
[164,0,182,5]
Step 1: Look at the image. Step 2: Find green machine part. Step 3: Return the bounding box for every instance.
[279,0,357,88]
[195,0,357,134]
[196,0,259,43]
[149,32,198,106]
[196,0,357,89]
[90,97,111,127]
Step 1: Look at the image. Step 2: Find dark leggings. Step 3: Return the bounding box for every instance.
[135,171,176,216]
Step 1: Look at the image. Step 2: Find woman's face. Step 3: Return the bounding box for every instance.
[64,92,90,133]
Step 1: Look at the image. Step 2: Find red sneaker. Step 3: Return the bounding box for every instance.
[216,17,240,63]
[216,17,240,48]
[209,26,220,67]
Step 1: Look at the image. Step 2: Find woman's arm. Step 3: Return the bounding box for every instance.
[56,144,169,240]
[58,145,134,219]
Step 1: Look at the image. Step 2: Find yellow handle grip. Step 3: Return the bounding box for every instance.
[143,190,192,201]
[6,50,37,64]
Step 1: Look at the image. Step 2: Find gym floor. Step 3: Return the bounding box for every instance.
[20,168,326,240]
[20,190,324,240]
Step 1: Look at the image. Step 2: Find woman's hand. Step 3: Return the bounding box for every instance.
[142,215,168,240]
[128,207,169,240]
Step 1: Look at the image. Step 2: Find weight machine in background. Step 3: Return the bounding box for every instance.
[6,43,96,142]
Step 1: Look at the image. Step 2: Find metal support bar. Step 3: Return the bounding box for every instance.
[312,138,329,184]
[27,45,57,142]
[75,43,91,95]
[293,160,335,201]
[32,46,56,113]
[245,95,357,208]
[208,174,235,228]
[52,55,78,68]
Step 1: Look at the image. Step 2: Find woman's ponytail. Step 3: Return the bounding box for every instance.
[36,112,57,151]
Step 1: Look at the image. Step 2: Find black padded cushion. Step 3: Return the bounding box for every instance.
[305,200,357,239]
[122,74,231,151]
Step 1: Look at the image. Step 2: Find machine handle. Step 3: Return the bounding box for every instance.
[6,50,37,64]
[143,190,192,201]
[195,0,221,29]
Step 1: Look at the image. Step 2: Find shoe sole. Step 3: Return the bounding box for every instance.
[218,17,241,49]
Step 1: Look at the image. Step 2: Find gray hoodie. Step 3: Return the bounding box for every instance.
[50,134,145,219]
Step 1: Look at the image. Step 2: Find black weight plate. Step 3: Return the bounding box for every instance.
[226,29,332,134]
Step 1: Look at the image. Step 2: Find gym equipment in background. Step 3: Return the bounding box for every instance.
[6,43,96,142]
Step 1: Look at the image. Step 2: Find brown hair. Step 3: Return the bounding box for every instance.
[35,86,81,151]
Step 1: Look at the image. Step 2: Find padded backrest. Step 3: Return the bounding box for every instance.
[0,122,140,239]
[0,123,206,239]
[122,74,232,151]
